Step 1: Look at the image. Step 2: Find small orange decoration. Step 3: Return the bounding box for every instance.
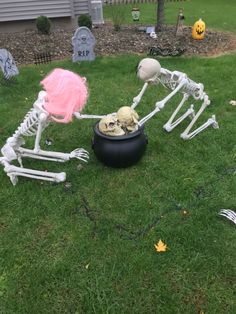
[192,18,206,40]
[154,239,167,252]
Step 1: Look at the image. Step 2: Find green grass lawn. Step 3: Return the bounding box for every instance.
[104,0,236,32]
[0,53,236,313]
[1,0,236,312]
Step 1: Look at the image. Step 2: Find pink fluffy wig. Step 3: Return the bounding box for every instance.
[41,68,88,123]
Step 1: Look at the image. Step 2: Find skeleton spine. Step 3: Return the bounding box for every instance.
[11,108,40,138]
[158,71,204,100]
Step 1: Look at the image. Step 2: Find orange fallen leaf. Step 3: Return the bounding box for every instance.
[154,239,167,252]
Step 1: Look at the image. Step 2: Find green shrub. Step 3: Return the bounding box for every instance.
[36,16,51,34]
[78,14,92,29]
[111,7,125,31]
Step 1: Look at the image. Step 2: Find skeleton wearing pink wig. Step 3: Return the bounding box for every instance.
[41,68,88,123]
[0,68,89,185]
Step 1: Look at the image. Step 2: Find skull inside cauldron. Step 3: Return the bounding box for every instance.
[98,115,125,136]
[92,122,148,168]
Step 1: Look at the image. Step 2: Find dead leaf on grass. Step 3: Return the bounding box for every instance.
[154,239,167,252]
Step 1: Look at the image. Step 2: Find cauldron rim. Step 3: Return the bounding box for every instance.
[93,122,145,141]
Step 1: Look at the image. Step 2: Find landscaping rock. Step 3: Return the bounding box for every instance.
[0,24,235,65]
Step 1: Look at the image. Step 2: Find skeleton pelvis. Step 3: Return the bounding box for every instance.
[1,143,18,161]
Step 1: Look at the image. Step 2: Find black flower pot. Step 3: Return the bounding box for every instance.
[92,122,148,168]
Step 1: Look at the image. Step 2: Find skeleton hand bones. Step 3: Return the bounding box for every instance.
[69,148,89,162]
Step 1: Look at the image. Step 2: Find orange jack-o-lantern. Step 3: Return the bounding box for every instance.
[192,18,206,40]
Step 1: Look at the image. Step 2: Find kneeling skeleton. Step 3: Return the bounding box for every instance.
[0,69,92,185]
[132,58,219,139]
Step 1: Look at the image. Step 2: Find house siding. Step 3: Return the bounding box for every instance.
[74,0,90,16]
[0,0,91,22]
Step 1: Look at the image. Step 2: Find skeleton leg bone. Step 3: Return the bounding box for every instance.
[164,105,195,132]
[180,96,219,140]
[163,93,194,132]
[181,115,219,140]
[4,163,66,185]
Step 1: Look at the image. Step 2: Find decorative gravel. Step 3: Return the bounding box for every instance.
[1,24,236,65]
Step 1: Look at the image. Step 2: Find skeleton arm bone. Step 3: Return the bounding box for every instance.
[74,112,106,120]
[131,82,149,109]
[139,78,187,126]
[34,112,49,152]
[17,147,89,163]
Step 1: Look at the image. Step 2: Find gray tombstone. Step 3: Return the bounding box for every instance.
[72,27,96,62]
[0,49,19,80]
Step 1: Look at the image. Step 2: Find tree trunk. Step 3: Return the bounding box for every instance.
[156,0,165,32]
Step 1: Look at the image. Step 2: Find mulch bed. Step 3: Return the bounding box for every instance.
[1,24,236,65]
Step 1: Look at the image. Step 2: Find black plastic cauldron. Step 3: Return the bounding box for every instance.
[92,122,148,168]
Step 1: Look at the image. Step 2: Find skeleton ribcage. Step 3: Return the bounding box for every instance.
[158,71,204,100]
[12,108,45,139]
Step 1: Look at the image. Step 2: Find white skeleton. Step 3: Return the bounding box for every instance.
[0,91,90,185]
[132,58,219,139]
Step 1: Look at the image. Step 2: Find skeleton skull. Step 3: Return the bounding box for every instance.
[116,106,139,132]
[137,58,161,82]
[150,31,157,39]
[98,115,125,136]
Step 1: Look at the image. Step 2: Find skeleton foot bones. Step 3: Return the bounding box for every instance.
[0,69,89,185]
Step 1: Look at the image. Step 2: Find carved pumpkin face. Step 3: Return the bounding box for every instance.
[192,18,205,40]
